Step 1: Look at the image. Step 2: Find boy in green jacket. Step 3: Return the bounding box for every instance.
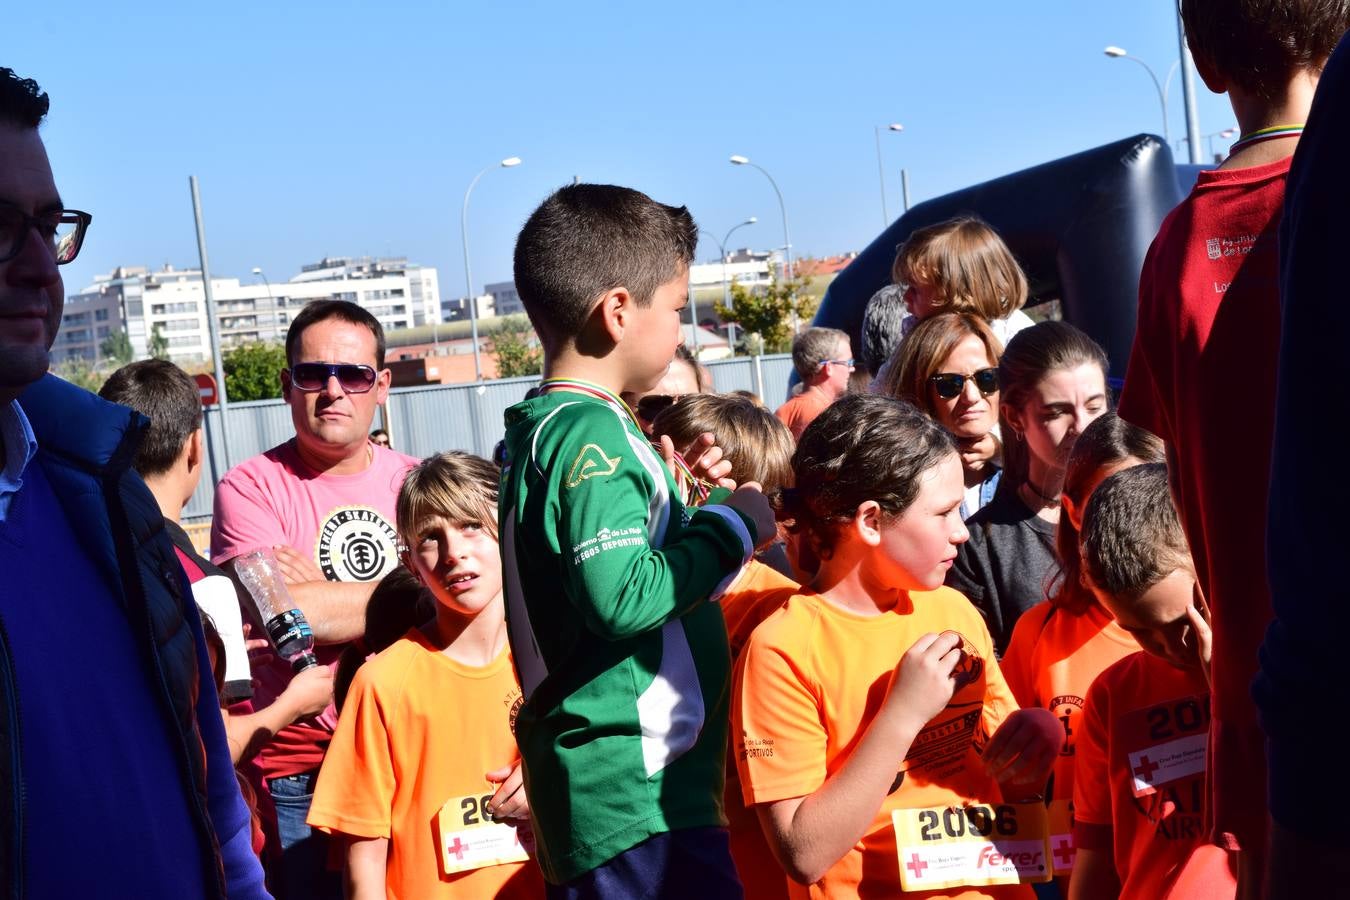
[500,183,774,898]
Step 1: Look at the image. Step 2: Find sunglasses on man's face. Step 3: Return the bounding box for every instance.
[288,363,378,393]
[929,367,1000,400]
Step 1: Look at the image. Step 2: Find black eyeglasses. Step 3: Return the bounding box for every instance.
[0,206,93,265]
[288,363,378,393]
[637,394,681,420]
[929,367,1000,400]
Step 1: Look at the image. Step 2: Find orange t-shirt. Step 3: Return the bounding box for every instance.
[1073,652,1233,900]
[774,390,832,441]
[308,631,542,900]
[1000,600,1138,878]
[721,560,800,900]
[733,586,1032,900]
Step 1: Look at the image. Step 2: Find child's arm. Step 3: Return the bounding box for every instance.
[1068,847,1120,900]
[344,836,389,900]
[223,664,334,764]
[754,631,964,885]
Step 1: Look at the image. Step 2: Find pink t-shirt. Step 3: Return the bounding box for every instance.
[211,439,417,779]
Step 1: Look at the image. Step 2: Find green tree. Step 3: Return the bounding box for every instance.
[490,316,543,379]
[148,323,170,360]
[54,357,106,393]
[713,272,818,354]
[99,330,134,366]
[223,341,287,401]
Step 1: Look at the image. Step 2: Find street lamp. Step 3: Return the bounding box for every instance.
[250,266,277,341]
[729,155,792,282]
[697,217,757,358]
[461,156,522,382]
[1104,46,1179,143]
[873,123,903,226]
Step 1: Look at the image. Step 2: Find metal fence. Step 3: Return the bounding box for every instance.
[185,352,795,520]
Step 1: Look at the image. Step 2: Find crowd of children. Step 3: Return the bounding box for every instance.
[82,3,1350,898]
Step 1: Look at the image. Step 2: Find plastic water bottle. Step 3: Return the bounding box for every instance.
[234,548,318,672]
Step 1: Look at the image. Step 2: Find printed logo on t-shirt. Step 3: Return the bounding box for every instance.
[889,700,985,793]
[1050,694,1085,756]
[565,444,620,488]
[315,505,400,582]
[504,686,524,736]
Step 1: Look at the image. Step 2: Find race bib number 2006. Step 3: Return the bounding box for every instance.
[436,793,529,876]
[892,801,1052,891]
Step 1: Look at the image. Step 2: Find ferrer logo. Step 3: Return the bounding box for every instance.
[978,844,1044,871]
[316,506,400,582]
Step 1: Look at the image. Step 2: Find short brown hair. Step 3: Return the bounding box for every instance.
[650,393,795,492]
[1182,0,1350,100]
[1081,463,1192,602]
[99,359,204,478]
[778,394,956,558]
[892,216,1028,320]
[513,184,697,353]
[285,299,386,369]
[396,451,500,548]
[790,327,849,382]
[880,312,1002,420]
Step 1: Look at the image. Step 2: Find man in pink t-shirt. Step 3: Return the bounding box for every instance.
[211,300,416,900]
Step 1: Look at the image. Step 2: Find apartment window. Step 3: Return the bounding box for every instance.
[95,308,109,321]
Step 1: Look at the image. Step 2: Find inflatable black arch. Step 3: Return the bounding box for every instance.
[812,134,1198,383]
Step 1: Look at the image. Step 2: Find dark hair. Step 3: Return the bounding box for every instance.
[99,359,205,478]
[1181,0,1350,101]
[513,183,697,353]
[285,300,386,369]
[861,284,908,377]
[334,566,435,714]
[778,393,956,558]
[881,312,1002,422]
[1050,412,1166,614]
[999,321,1109,487]
[0,68,49,129]
[1081,463,1192,602]
[650,392,795,492]
[791,327,850,382]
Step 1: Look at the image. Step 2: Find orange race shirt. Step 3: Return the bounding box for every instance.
[307,630,542,900]
[1000,600,1138,878]
[733,587,1032,900]
[721,560,800,900]
[1073,651,1233,900]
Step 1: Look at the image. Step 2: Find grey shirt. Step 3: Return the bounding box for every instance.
[945,487,1059,656]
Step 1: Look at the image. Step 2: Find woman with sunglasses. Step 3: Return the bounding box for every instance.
[880,312,1004,520]
[945,320,1111,656]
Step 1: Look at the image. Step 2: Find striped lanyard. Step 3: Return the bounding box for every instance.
[539,378,711,504]
[1227,124,1305,156]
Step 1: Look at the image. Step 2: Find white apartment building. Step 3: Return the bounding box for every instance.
[689,248,781,291]
[55,256,442,367]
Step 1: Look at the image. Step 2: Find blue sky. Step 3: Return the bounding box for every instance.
[6,1,1236,301]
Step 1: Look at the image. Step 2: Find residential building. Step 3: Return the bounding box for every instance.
[485,280,523,316]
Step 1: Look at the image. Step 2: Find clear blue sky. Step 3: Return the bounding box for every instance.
[6,1,1235,301]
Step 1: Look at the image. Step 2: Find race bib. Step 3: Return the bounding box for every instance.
[436,793,529,876]
[1046,797,1076,875]
[893,801,1052,891]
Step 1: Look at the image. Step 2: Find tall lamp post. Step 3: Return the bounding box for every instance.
[461,156,522,382]
[697,217,757,357]
[1104,46,1179,143]
[250,266,277,339]
[873,123,904,226]
[729,155,792,281]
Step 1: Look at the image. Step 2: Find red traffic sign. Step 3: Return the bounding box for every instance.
[195,373,218,406]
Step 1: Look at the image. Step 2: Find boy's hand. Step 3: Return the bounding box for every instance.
[982,707,1060,797]
[658,432,737,490]
[724,482,777,549]
[884,631,963,734]
[279,664,334,720]
[1185,583,1214,689]
[485,762,530,824]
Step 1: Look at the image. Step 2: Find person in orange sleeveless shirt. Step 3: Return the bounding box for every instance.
[654,391,800,899]
[308,452,542,899]
[999,413,1162,889]
[734,395,1062,900]
[1070,465,1235,900]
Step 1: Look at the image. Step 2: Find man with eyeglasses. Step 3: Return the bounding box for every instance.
[774,326,854,441]
[0,68,267,897]
[211,299,417,900]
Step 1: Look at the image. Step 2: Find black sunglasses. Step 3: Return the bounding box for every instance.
[929,367,1000,400]
[288,363,378,393]
[636,394,680,420]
